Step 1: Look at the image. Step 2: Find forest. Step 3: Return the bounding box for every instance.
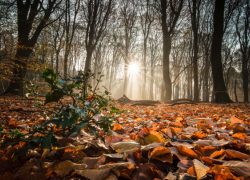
[0,0,249,102]
[0,0,250,180]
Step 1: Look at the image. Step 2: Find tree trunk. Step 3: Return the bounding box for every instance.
[162,32,172,101]
[242,54,249,102]
[143,42,147,99]
[234,79,238,102]
[84,48,93,72]
[64,51,70,79]
[210,0,231,102]
[193,31,199,101]
[204,47,210,102]
[4,47,32,95]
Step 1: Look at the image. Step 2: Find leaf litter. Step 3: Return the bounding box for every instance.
[0,96,250,180]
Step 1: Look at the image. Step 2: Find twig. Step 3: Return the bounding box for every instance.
[161,131,194,144]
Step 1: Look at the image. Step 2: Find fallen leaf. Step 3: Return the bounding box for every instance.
[177,145,199,159]
[143,131,166,145]
[113,124,124,134]
[230,116,243,124]
[222,161,250,177]
[111,140,140,153]
[76,168,110,180]
[193,159,209,180]
[150,147,172,163]
[187,166,196,176]
[54,160,86,177]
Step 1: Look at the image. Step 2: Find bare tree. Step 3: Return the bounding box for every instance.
[159,0,184,101]
[188,0,201,101]
[235,0,249,102]
[63,0,80,79]
[119,0,138,95]
[82,0,113,73]
[3,0,62,95]
[210,0,241,102]
[139,0,154,99]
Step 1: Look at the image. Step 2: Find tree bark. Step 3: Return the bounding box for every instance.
[210,0,232,102]
[234,79,238,102]
[162,32,172,101]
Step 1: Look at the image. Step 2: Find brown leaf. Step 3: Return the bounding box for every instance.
[225,149,249,160]
[193,140,212,146]
[211,139,230,147]
[111,140,140,153]
[170,141,193,149]
[0,172,15,180]
[14,159,35,179]
[98,162,134,170]
[54,160,86,177]
[82,156,106,169]
[164,171,177,180]
[132,163,161,180]
[193,159,209,180]
[150,147,172,163]
[177,160,194,172]
[222,161,250,177]
[170,147,188,161]
[76,168,110,180]
[104,173,118,180]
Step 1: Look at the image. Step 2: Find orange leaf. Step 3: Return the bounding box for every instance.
[230,116,243,124]
[191,131,207,140]
[210,149,226,159]
[225,149,249,160]
[112,124,124,134]
[143,131,165,145]
[150,147,172,163]
[232,133,248,140]
[187,166,196,176]
[177,145,199,159]
[8,120,17,127]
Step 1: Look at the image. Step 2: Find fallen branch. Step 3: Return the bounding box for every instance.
[165,98,194,103]
[117,94,161,106]
[131,103,156,106]
[168,102,197,106]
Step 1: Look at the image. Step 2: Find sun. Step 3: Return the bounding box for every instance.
[128,62,140,75]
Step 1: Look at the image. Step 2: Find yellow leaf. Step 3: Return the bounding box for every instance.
[42,149,50,159]
[144,131,166,145]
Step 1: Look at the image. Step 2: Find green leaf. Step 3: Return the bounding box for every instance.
[0,126,3,136]
[42,68,58,86]
[105,90,109,95]
[45,90,65,104]
[41,135,53,149]
[31,136,43,144]
[68,122,87,136]
[89,126,98,137]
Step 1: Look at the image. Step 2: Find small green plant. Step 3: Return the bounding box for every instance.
[0,68,120,156]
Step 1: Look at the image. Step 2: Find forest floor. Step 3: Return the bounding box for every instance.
[0,96,250,180]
